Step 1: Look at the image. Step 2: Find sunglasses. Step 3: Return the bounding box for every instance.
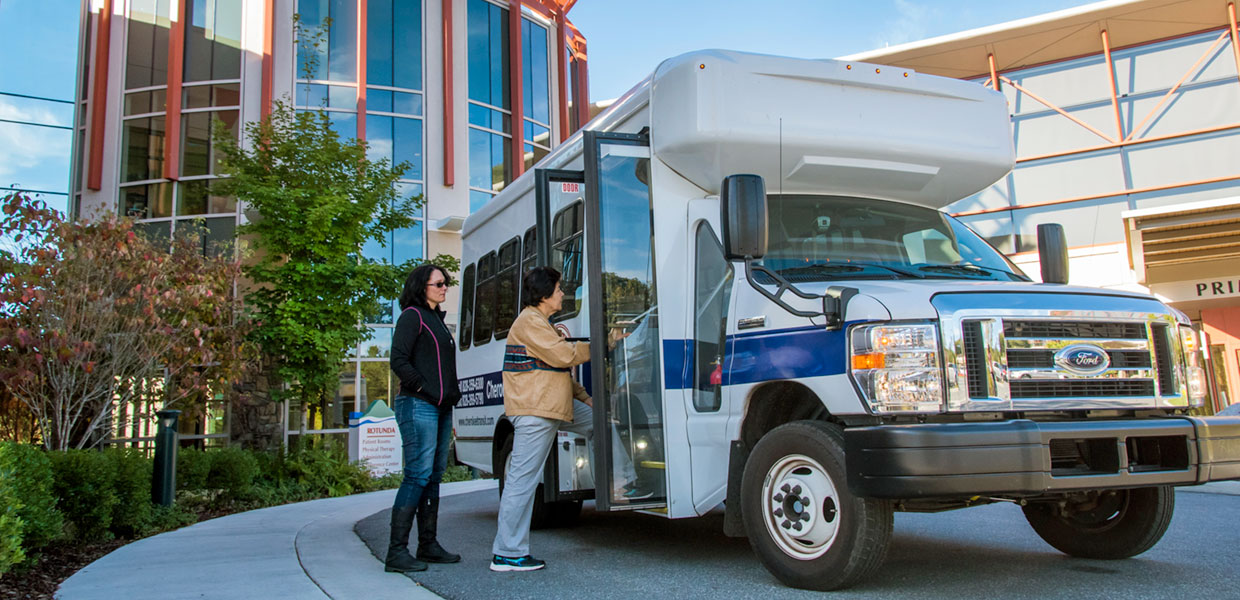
[427,281,448,288]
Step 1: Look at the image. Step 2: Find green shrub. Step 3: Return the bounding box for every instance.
[207,447,259,499]
[0,459,25,577]
[0,442,62,550]
[105,448,154,537]
[176,448,212,491]
[283,445,371,498]
[148,504,197,531]
[48,450,118,541]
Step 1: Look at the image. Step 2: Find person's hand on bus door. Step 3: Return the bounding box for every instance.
[607,325,631,350]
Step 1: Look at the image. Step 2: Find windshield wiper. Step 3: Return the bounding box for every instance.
[778,262,923,279]
[917,264,1025,280]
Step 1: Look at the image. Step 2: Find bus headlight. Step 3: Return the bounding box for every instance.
[850,323,943,413]
[1180,326,1207,407]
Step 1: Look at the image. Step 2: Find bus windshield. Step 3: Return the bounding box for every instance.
[757,195,1028,283]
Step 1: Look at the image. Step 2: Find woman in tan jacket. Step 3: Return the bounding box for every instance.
[490,266,588,572]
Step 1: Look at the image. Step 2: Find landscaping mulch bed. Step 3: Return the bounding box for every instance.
[0,539,125,600]
[0,507,233,600]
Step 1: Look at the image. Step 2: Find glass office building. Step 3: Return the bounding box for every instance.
[72,0,590,446]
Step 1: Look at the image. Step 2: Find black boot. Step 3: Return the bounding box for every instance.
[415,495,461,563]
[385,506,428,572]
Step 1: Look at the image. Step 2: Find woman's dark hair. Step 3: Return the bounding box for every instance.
[399,264,451,311]
[521,266,561,309]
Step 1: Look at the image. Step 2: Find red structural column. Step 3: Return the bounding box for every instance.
[555,14,570,141]
[164,0,188,180]
[1101,30,1125,142]
[987,53,1000,91]
[1230,3,1240,84]
[573,38,588,129]
[261,0,275,120]
[357,0,368,141]
[87,0,113,191]
[442,0,454,186]
[508,0,525,179]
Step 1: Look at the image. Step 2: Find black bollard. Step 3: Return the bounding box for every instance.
[152,409,181,507]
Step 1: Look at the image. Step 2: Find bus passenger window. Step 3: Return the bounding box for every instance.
[551,201,584,322]
[521,227,537,277]
[458,264,475,349]
[473,252,497,345]
[494,237,521,338]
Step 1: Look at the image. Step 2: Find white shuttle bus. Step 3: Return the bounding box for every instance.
[451,50,1240,591]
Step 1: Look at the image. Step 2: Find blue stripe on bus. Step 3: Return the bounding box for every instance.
[461,326,850,399]
[663,325,849,390]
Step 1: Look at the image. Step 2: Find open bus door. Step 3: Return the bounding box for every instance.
[531,131,668,515]
[583,130,668,512]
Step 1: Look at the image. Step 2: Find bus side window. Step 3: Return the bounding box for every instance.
[459,263,476,349]
[473,252,497,345]
[551,200,583,322]
[494,237,521,338]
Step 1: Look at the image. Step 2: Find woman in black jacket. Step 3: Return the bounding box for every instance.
[385,264,462,573]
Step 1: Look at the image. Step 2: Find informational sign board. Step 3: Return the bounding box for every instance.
[348,400,402,476]
[1151,276,1240,303]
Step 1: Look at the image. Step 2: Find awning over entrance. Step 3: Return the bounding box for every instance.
[841,0,1238,80]
[1123,197,1240,284]
[1123,197,1240,318]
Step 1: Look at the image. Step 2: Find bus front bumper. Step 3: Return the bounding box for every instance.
[844,416,1240,499]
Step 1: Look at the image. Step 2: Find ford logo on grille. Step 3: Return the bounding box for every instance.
[1054,345,1111,376]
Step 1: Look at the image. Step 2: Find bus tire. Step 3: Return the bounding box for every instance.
[741,420,891,591]
[1023,486,1173,559]
[497,433,582,530]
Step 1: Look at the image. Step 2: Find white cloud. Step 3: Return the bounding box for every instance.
[0,99,73,192]
[873,0,939,49]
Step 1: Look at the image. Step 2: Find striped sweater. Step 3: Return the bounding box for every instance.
[501,306,590,421]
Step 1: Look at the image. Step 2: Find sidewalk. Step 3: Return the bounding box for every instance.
[55,478,1236,599]
[56,479,497,600]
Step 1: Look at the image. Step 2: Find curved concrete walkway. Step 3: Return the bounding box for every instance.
[57,479,497,600]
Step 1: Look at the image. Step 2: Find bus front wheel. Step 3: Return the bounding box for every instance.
[741,421,892,591]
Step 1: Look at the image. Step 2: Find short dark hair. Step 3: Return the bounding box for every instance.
[521,266,561,309]
[399,264,451,311]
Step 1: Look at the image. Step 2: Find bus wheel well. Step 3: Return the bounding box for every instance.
[491,418,514,476]
[724,381,834,538]
[740,381,834,451]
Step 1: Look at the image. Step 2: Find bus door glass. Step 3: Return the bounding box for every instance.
[584,131,667,511]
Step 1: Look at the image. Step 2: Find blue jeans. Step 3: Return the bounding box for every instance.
[392,396,453,509]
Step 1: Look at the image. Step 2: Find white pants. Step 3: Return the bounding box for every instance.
[492,415,559,558]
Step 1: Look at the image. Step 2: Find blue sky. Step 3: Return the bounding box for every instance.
[571,0,1089,100]
[0,0,79,214]
[0,0,1094,213]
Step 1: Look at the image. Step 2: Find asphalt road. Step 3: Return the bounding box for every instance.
[356,486,1239,600]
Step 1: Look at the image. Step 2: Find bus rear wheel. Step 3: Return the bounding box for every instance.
[498,433,582,530]
[741,421,892,591]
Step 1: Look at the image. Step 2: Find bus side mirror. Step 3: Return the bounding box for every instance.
[1037,223,1069,284]
[720,174,768,260]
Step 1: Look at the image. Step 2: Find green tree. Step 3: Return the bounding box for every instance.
[213,15,457,414]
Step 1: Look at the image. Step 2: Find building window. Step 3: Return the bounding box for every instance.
[521,17,550,171]
[297,0,358,82]
[184,0,243,82]
[296,0,359,140]
[125,0,171,89]
[467,0,510,212]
